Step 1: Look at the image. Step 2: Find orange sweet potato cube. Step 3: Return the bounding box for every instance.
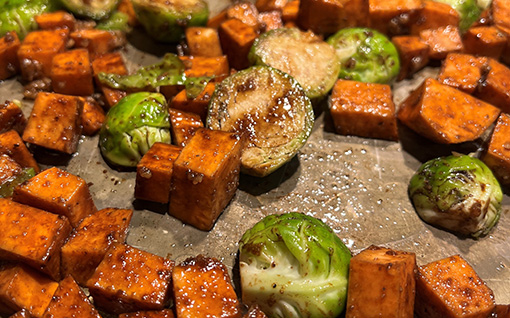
[0,130,39,173]
[17,29,69,80]
[35,11,76,31]
[186,27,223,57]
[173,255,241,318]
[169,128,244,231]
[368,0,423,35]
[415,255,495,318]
[86,243,174,314]
[491,305,510,317]
[51,49,94,96]
[12,166,97,227]
[135,143,182,204]
[392,36,429,80]
[437,53,488,94]
[42,276,101,318]
[345,246,416,318]
[330,80,398,141]
[481,113,510,185]
[71,29,124,58]
[397,78,500,144]
[475,59,510,113]
[410,0,459,35]
[61,208,132,286]
[419,25,463,60]
[256,0,288,12]
[492,0,510,31]
[117,0,138,26]
[0,154,23,186]
[181,55,230,80]
[80,97,105,136]
[0,264,59,318]
[119,309,175,318]
[169,108,204,147]
[0,199,71,280]
[0,32,20,80]
[259,11,284,32]
[463,26,507,59]
[22,92,83,154]
[0,101,26,135]
[170,82,215,122]
[282,0,299,23]
[218,19,258,70]
[9,310,32,318]
[226,2,261,28]
[91,52,128,109]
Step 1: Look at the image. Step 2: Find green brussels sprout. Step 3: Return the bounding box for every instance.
[239,212,352,318]
[433,0,482,32]
[99,92,171,168]
[409,154,503,238]
[0,0,57,38]
[0,167,35,198]
[131,0,209,43]
[327,27,400,84]
[59,0,119,20]
[96,11,131,32]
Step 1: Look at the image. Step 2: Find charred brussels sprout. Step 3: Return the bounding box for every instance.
[59,0,119,20]
[409,155,502,238]
[0,167,35,198]
[433,0,482,32]
[327,28,400,84]
[131,0,209,43]
[99,92,171,168]
[239,212,351,318]
[0,0,57,38]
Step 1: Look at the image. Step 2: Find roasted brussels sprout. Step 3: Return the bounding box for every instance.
[0,0,57,38]
[327,27,400,84]
[96,11,130,32]
[99,92,171,168]
[59,0,119,20]
[239,212,351,318]
[0,167,35,198]
[131,0,209,43]
[409,154,502,238]
[433,0,482,31]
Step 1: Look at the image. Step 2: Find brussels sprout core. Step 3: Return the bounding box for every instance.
[239,212,351,318]
[409,155,502,238]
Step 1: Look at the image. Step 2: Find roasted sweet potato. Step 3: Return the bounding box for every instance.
[51,49,94,96]
[226,1,260,28]
[218,19,258,70]
[0,32,20,80]
[91,52,128,108]
[169,108,204,147]
[0,154,23,186]
[255,0,287,12]
[35,11,76,31]
[258,11,284,32]
[475,59,510,113]
[419,25,463,60]
[181,55,230,80]
[186,27,223,57]
[392,36,429,80]
[481,113,510,185]
[117,0,138,26]
[9,310,32,318]
[169,82,215,122]
[410,1,459,35]
[463,26,507,60]
[80,97,105,136]
[281,0,299,23]
[0,130,39,173]
[71,29,125,58]
[0,101,26,135]
[492,0,510,31]
[369,0,423,36]
[492,305,510,318]
[437,53,488,94]
[119,310,175,318]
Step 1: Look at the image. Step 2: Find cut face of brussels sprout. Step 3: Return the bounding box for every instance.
[249,27,340,99]
[60,0,120,20]
[327,28,400,84]
[0,0,55,38]
[409,155,503,238]
[0,167,35,198]
[239,212,352,318]
[131,0,209,43]
[207,66,314,177]
[433,0,482,31]
[99,92,171,168]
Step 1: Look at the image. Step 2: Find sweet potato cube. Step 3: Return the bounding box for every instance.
[218,19,258,70]
[117,0,138,26]
[243,306,268,318]
[61,208,132,286]
[91,52,128,109]
[0,32,20,80]
[415,255,495,318]
[9,310,32,318]
[135,143,182,204]
[186,27,223,57]
[70,29,124,58]
[330,80,398,141]
[410,1,460,35]
[173,255,241,318]
[12,166,97,227]
[35,11,76,30]
[492,0,510,31]
[51,49,94,96]
[368,0,423,35]
[492,305,510,317]
[86,243,174,314]
[169,128,244,231]
[481,113,510,185]
[419,25,463,60]
[119,309,175,318]
[463,26,507,59]
[22,92,83,154]
[0,264,58,318]
[80,97,105,136]
[17,29,69,80]
[437,53,488,94]
[475,59,510,113]
[42,276,101,318]
[256,0,287,12]
[0,130,39,173]
[0,101,26,135]
[226,2,260,28]
[345,245,416,318]
[170,82,215,122]
[0,199,71,280]
[259,11,284,32]
[298,0,369,35]
[0,154,23,186]
[281,0,299,23]
[181,55,230,80]
[169,108,204,147]
[392,36,430,80]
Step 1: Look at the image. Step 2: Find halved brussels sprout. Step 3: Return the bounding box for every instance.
[409,154,502,238]
[0,167,35,198]
[433,0,482,31]
[60,0,119,20]
[239,212,352,318]
[327,27,400,84]
[99,92,171,168]
[0,0,56,38]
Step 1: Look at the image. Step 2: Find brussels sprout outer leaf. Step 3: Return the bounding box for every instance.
[96,10,131,32]
[0,168,35,198]
[433,0,482,31]
[59,0,119,20]
[99,92,171,167]
[239,213,351,318]
[0,0,56,38]
[409,155,502,238]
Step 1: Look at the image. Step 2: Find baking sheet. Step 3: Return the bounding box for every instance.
[1,0,509,308]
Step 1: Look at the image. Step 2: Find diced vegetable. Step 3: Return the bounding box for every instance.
[96,10,131,32]
[0,166,35,199]
[0,0,57,39]
[59,0,120,20]
[432,0,482,32]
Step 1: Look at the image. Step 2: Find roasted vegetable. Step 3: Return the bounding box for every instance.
[59,0,119,20]
[239,212,351,318]
[409,154,502,238]
[131,0,209,43]
[432,0,482,31]
[96,11,131,32]
[0,0,57,38]
[327,27,400,84]
[0,167,35,198]
[99,92,171,168]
